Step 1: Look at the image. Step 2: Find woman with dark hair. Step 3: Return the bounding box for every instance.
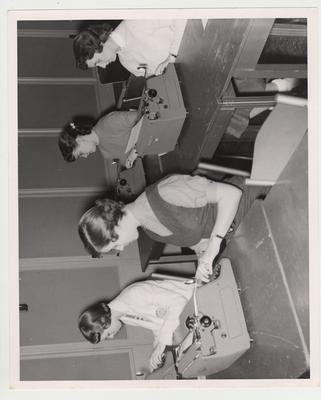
[78,279,194,371]
[78,198,128,258]
[79,174,249,283]
[58,110,139,167]
[73,19,187,77]
[73,23,114,70]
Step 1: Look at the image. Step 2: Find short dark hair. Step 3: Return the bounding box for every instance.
[78,198,125,258]
[58,119,94,162]
[78,300,111,344]
[73,23,114,70]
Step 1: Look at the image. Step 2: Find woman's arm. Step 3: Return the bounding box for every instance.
[123,110,139,127]
[150,291,189,371]
[106,110,139,131]
[195,182,242,282]
[169,19,187,57]
[154,20,187,75]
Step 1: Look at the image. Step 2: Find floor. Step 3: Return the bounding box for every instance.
[208,135,309,379]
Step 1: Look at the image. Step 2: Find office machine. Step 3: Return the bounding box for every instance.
[125,63,187,156]
[116,158,146,202]
[173,258,251,378]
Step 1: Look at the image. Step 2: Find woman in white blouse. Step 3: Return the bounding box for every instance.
[78,278,194,372]
[73,20,187,77]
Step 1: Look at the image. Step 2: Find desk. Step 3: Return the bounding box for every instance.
[159,19,307,177]
[158,19,257,176]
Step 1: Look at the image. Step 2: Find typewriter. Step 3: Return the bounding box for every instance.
[173,258,251,378]
[125,63,187,157]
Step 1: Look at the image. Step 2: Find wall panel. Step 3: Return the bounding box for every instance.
[18,37,93,78]
[18,84,98,129]
[18,136,107,189]
[19,195,109,258]
[19,266,123,346]
[21,352,132,380]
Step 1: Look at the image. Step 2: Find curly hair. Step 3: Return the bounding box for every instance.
[73,23,114,70]
[78,198,125,258]
[78,300,111,344]
[58,119,94,162]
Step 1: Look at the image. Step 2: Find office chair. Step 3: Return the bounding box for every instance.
[198,94,307,186]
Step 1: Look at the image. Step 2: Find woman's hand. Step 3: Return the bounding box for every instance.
[125,147,138,169]
[195,238,221,283]
[149,342,166,372]
[195,255,212,283]
[155,54,176,76]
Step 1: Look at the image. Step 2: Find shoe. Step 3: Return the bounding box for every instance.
[271,78,299,92]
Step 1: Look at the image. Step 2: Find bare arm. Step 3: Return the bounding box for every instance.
[206,181,242,252]
[169,19,187,56]
[154,19,187,75]
[195,182,242,282]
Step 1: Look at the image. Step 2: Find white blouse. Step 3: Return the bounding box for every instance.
[110,19,187,76]
[109,279,194,345]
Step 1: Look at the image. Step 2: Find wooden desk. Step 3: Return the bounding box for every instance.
[160,19,306,176]
[158,19,259,175]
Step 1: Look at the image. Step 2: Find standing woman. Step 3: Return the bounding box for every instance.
[73,19,187,77]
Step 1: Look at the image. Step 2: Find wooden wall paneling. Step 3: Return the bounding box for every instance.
[18,83,99,129]
[18,136,106,189]
[18,195,108,258]
[20,351,133,381]
[18,36,93,78]
[19,265,122,346]
[17,20,82,31]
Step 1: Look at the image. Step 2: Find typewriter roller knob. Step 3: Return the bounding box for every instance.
[147,88,157,98]
[119,179,127,186]
[200,315,212,328]
[185,315,196,330]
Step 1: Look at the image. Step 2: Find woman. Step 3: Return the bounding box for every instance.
[73,20,187,77]
[58,110,139,168]
[79,174,249,283]
[78,278,194,372]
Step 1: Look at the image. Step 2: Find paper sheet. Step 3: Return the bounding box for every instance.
[125,116,144,153]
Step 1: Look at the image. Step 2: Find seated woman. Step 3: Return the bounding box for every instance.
[58,110,139,168]
[78,278,194,372]
[73,20,187,77]
[77,174,266,283]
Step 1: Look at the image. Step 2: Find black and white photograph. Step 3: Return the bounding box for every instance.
[2,2,320,394]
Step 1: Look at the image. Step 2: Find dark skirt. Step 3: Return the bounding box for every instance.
[223,175,270,237]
